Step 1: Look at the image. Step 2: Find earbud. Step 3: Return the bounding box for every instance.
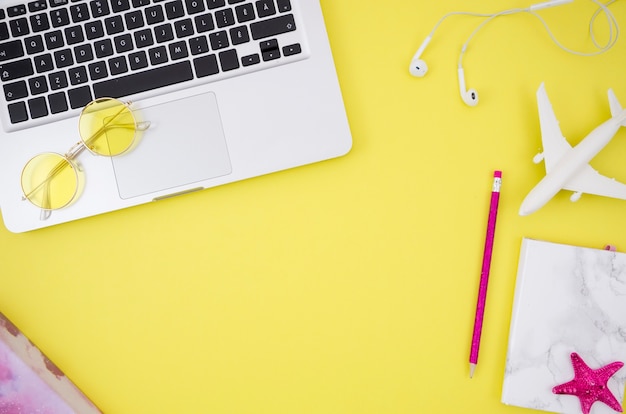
[409,0,578,105]
[408,35,432,77]
[457,67,479,106]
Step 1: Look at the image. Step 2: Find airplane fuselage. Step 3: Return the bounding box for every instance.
[519,112,626,215]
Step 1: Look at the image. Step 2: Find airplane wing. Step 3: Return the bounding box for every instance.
[563,164,626,200]
[536,83,571,173]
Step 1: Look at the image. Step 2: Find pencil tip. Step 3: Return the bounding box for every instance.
[469,363,476,378]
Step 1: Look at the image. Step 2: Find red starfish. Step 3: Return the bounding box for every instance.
[552,352,624,414]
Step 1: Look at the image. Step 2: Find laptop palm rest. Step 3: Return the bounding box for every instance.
[110,92,232,199]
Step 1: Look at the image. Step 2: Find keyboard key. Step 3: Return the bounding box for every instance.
[44,30,64,49]
[262,48,279,61]
[3,80,28,101]
[154,24,174,43]
[132,0,150,6]
[68,85,92,109]
[134,29,154,47]
[0,40,25,61]
[148,45,167,64]
[50,8,70,27]
[229,26,249,45]
[276,0,291,12]
[215,8,235,28]
[8,101,28,123]
[28,75,48,94]
[64,25,84,44]
[85,20,104,39]
[24,35,44,54]
[104,15,124,34]
[33,54,53,72]
[53,48,73,68]
[88,61,107,80]
[282,43,300,56]
[206,0,225,9]
[74,44,93,62]
[108,56,128,75]
[94,38,113,57]
[235,3,255,23]
[93,60,193,98]
[165,0,185,19]
[68,65,87,84]
[228,0,245,3]
[9,18,30,37]
[114,33,133,53]
[125,10,144,30]
[128,50,148,70]
[48,91,68,113]
[259,38,277,52]
[168,41,188,60]
[28,1,48,12]
[174,18,193,38]
[69,3,90,23]
[194,13,214,33]
[189,36,208,55]
[30,13,50,32]
[90,0,110,17]
[28,96,48,118]
[145,5,164,24]
[218,49,238,71]
[185,0,205,14]
[241,53,259,66]
[0,59,34,81]
[250,14,295,40]
[48,71,68,89]
[49,0,69,8]
[111,0,130,13]
[193,54,218,77]
[0,23,9,41]
[255,0,275,18]
[209,30,228,49]
[7,5,27,17]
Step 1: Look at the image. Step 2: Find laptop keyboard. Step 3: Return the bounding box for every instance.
[0,0,306,129]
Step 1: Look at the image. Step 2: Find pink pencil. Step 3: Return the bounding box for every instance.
[469,170,502,378]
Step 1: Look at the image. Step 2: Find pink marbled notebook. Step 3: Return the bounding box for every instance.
[0,312,101,413]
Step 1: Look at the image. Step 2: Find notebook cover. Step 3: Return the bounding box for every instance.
[0,312,101,413]
[501,238,626,414]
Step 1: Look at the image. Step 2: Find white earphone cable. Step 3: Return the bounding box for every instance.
[457,0,620,68]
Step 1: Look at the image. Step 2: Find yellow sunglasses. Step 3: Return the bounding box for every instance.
[20,98,150,219]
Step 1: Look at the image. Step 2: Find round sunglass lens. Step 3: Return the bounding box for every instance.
[21,153,79,210]
[79,98,137,156]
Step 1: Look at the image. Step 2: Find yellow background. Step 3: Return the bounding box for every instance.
[2,1,626,413]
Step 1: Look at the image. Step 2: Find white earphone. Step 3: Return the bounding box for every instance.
[409,0,619,106]
[408,35,431,78]
[457,67,478,107]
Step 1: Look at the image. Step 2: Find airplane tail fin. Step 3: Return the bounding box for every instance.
[608,89,626,126]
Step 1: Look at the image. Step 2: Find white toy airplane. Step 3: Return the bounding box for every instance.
[519,83,626,216]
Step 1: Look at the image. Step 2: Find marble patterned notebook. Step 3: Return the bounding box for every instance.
[501,238,626,414]
[0,311,101,413]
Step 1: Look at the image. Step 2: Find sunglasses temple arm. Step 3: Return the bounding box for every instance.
[137,121,150,131]
[39,183,52,221]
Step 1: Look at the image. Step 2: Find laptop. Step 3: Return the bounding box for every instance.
[0,0,352,233]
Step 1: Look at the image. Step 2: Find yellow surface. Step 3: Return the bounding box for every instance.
[2,1,626,413]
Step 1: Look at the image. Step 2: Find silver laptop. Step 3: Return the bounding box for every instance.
[0,0,352,233]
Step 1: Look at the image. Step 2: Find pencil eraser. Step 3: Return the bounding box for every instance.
[0,312,101,413]
[494,170,502,178]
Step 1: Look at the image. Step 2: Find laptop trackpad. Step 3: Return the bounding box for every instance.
[111,92,232,199]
